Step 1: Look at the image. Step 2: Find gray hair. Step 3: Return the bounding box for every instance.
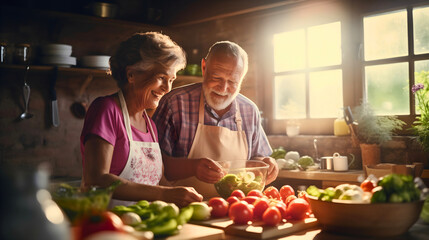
[109,32,186,89]
[205,41,249,79]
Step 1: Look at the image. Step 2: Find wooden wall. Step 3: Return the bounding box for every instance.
[1,1,428,180]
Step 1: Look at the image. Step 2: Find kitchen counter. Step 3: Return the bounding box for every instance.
[275,169,364,189]
[223,219,429,240]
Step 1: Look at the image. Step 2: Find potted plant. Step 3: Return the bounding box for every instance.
[411,70,429,152]
[353,102,405,167]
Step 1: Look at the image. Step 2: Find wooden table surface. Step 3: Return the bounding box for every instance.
[223,219,429,240]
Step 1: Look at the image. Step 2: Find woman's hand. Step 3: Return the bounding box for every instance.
[194,158,225,184]
[261,157,279,185]
[163,186,203,207]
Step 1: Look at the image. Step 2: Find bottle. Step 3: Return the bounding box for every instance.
[14,43,30,65]
[0,163,70,240]
[0,42,6,63]
[334,108,350,136]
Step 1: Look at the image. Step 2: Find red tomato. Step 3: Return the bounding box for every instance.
[226,196,240,206]
[229,201,253,225]
[284,195,297,207]
[262,206,282,226]
[230,189,246,199]
[297,191,309,203]
[263,186,281,200]
[360,179,376,192]
[287,198,310,220]
[80,211,124,239]
[253,198,270,220]
[242,196,259,205]
[247,189,264,198]
[208,197,229,218]
[279,185,295,201]
[270,200,288,220]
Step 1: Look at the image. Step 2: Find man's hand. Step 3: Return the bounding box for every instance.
[261,157,279,185]
[194,158,225,183]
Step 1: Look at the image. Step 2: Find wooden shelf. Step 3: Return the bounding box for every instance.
[0,64,110,77]
[278,169,365,182]
[0,5,163,29]
[174,75,203,88]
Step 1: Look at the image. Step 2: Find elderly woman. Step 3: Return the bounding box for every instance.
[80,32,203,207]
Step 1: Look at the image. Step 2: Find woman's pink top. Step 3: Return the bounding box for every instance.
[80,94,158,175]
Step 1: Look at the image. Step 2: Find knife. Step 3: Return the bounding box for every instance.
[50,67,60,127]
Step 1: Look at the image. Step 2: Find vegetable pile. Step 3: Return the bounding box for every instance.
[51,180,121,224]
[205,185,313,226]
[271,147,316,171]
[306,173,422,204]
[214,171,264,198]
[111,200,194,236]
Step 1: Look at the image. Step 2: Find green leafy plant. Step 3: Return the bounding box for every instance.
[353,102,405,145]
[411,70,429,152]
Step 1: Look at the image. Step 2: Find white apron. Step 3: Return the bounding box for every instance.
[173,92,248,199]
[109,90,163,207]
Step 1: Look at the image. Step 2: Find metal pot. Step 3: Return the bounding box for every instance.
[90,2,118,18]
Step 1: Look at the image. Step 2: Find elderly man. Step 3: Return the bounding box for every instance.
[153,41,278,198]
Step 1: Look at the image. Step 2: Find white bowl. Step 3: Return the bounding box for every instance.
[80,55,110,69]
[40,56,76,67]
[41,44,72,56]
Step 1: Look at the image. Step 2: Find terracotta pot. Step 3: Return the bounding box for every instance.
[360,143,381,167]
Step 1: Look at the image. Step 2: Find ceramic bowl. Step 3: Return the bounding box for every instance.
[308,195,424,237]
[80,55,110,69]
[214,160,268,198]
[41,44,72,56]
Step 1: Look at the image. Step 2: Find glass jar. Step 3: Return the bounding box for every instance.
[14,43,30,64]
[0,42,6,63]
[334,108,350,136]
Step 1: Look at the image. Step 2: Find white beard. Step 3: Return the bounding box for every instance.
[203,84,239,111]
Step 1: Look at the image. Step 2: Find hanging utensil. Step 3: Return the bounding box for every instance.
[344,106,359,147]
[50,67,60,127]
[71,74,93,119]
[20,66,33,120]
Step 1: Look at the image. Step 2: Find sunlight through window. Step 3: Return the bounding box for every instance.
[273,21,342,119]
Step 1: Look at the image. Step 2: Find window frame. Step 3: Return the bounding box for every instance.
[261,0,429,135]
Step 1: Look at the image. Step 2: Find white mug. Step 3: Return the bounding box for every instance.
[333,152,355,171]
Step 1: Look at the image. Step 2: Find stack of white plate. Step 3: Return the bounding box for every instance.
[40,44,76,67]
[80,55,110,70]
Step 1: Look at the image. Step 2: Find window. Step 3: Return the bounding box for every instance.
[363,6,429,116]
[265,1,429,135]
[273,22,343,119]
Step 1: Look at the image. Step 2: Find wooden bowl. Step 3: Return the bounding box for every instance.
[308,196,424,237]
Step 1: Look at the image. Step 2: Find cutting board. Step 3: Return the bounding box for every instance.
[160,223,225,240]
[191,217,318,239]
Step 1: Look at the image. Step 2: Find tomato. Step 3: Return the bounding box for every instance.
[297,191,309,203]
[242,196,259,205]
[263,186,281,200]
[269,199,287,220]
[228,201,253,225]
[80,211,124,239]
[253,198,270,220]
[262,206,282,226]
[247,189,264,198]
[230,189,246,199]
[287,198,310,220]
[284,195,297,207]
[279,185,295,201]
[360,179,377,192]
[208,197,229,218]
[226,196,240,206]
